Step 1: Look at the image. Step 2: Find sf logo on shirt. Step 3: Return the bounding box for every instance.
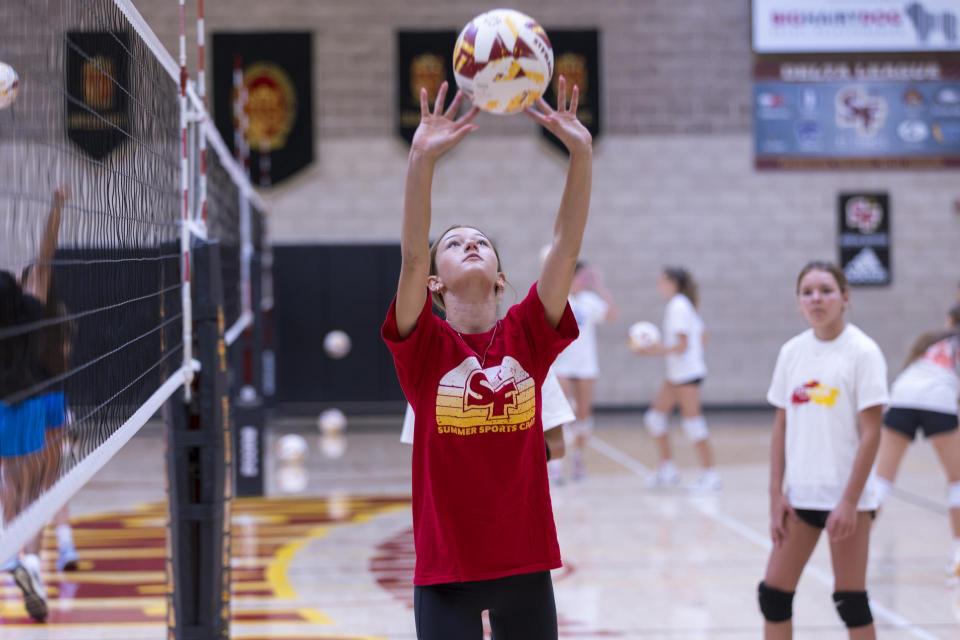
[464,370,518,418]
[434,356,538,436]
[791,380,840,407]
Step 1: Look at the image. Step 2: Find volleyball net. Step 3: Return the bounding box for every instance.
[0,3,268,620]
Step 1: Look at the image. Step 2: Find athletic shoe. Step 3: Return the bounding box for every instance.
[12,562,48,622]
[57,541,80,572]
[688,471,722,492]
[645,465,681,489]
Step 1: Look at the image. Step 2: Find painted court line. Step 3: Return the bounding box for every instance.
[589,435,940,640]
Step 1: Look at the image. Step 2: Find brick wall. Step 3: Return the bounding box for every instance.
[135,0,960,406]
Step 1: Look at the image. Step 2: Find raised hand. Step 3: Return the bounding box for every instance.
[410,81,480,161]
[525,75,592,155]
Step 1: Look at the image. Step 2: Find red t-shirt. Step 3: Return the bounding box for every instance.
[382,283,578,586]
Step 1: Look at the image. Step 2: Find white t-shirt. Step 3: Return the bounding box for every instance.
[552,291,609,379]
[890,337,960,415]
[767,324,889,511]
[401,367,574,444]
[663,294,707,384]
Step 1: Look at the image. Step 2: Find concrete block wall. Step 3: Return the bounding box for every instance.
[134,0,960,406]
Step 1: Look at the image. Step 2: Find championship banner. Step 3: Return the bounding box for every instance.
[66,32,130,160]
[212,33,313,186]
[540,30,600,154]
[838,193,891,286]
[753,58,960,168]
[397,31,456,144]
[753,0,960,53]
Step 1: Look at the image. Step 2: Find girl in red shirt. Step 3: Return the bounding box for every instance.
[382,78,592,639]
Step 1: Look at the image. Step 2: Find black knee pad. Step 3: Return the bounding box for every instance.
[758,582,794,622]
[833,591,873,628]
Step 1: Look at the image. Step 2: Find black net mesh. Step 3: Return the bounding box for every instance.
[0,0,181,541]
[205,147,241,332]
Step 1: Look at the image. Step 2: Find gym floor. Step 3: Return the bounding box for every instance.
[1,412,957,639]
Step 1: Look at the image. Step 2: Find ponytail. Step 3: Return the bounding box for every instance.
[663,267,699,309]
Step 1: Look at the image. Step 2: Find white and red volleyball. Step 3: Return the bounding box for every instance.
[628,321,662,350]
[0,62,20,110]
[453,9,553,115]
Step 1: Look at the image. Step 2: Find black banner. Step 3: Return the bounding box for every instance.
[212,33,313,186]
[65,31,130,160]
[397,31,456,144]
[838,193,892,286]
[541,30,601,154]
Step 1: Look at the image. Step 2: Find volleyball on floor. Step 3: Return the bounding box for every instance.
[318,408,347,435]
[276,434,308,462]
[629,321,661,349]
[323,330,352,359]
[453,9,553,114]
[0,62,20,109]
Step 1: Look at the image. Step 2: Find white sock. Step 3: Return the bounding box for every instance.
[21,553,41,574]
[874,477,894,505]
[659,460,677,475]
[56,524,74,548]
[701,467,719,479]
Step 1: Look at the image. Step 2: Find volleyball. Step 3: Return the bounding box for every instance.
[323,330,352,359]
[453,9,553,115]
[0,62,20,110]
[628,321,661,349]
[318,408,347,435]
[276,434,308,462]
[276,464,308,493]
[321,433,347,459]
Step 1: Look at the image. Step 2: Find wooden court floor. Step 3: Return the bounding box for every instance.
[1,412,958,639]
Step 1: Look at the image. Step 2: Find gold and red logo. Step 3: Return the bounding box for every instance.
[435,356,536,436]
[410,53,446,104]
[553,52,588,99]
[82,55,115,110]
[241,62,297,152]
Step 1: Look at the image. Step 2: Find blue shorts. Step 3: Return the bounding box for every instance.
[0,392,66,457]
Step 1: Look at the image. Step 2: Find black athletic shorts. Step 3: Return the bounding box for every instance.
[414,570,557,640]
[673,376,704,387]
[795,509,876,529]
[883,407,958,440]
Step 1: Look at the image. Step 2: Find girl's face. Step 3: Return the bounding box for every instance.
[432,227,502,294]
[656,273,676,300]
[797,269,847,331]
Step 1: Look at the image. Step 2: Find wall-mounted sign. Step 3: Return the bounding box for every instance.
[754,59,960,168]
[213,33,314,186]
[838,193,891,286]
[753,0,960,53]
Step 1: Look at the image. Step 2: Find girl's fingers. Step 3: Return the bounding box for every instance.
[569,85,579,114]
[534,96,554,115]
[433,81,449,115]
[455,106,480,126]
[450,123,479,144]
[524,108,549,126]
[444,90,465,119]
[420,87,429,118]
[557,75,567,112]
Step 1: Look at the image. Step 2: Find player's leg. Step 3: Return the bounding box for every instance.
[676,381,719,490]
[829,512,876,639]
[645,381,679,487]
[760,513,822,639]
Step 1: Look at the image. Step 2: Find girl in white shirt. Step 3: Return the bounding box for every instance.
[875,304,960,576]
[552,262,617,481]
[760,261,888,639]
[633,267,718,491]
